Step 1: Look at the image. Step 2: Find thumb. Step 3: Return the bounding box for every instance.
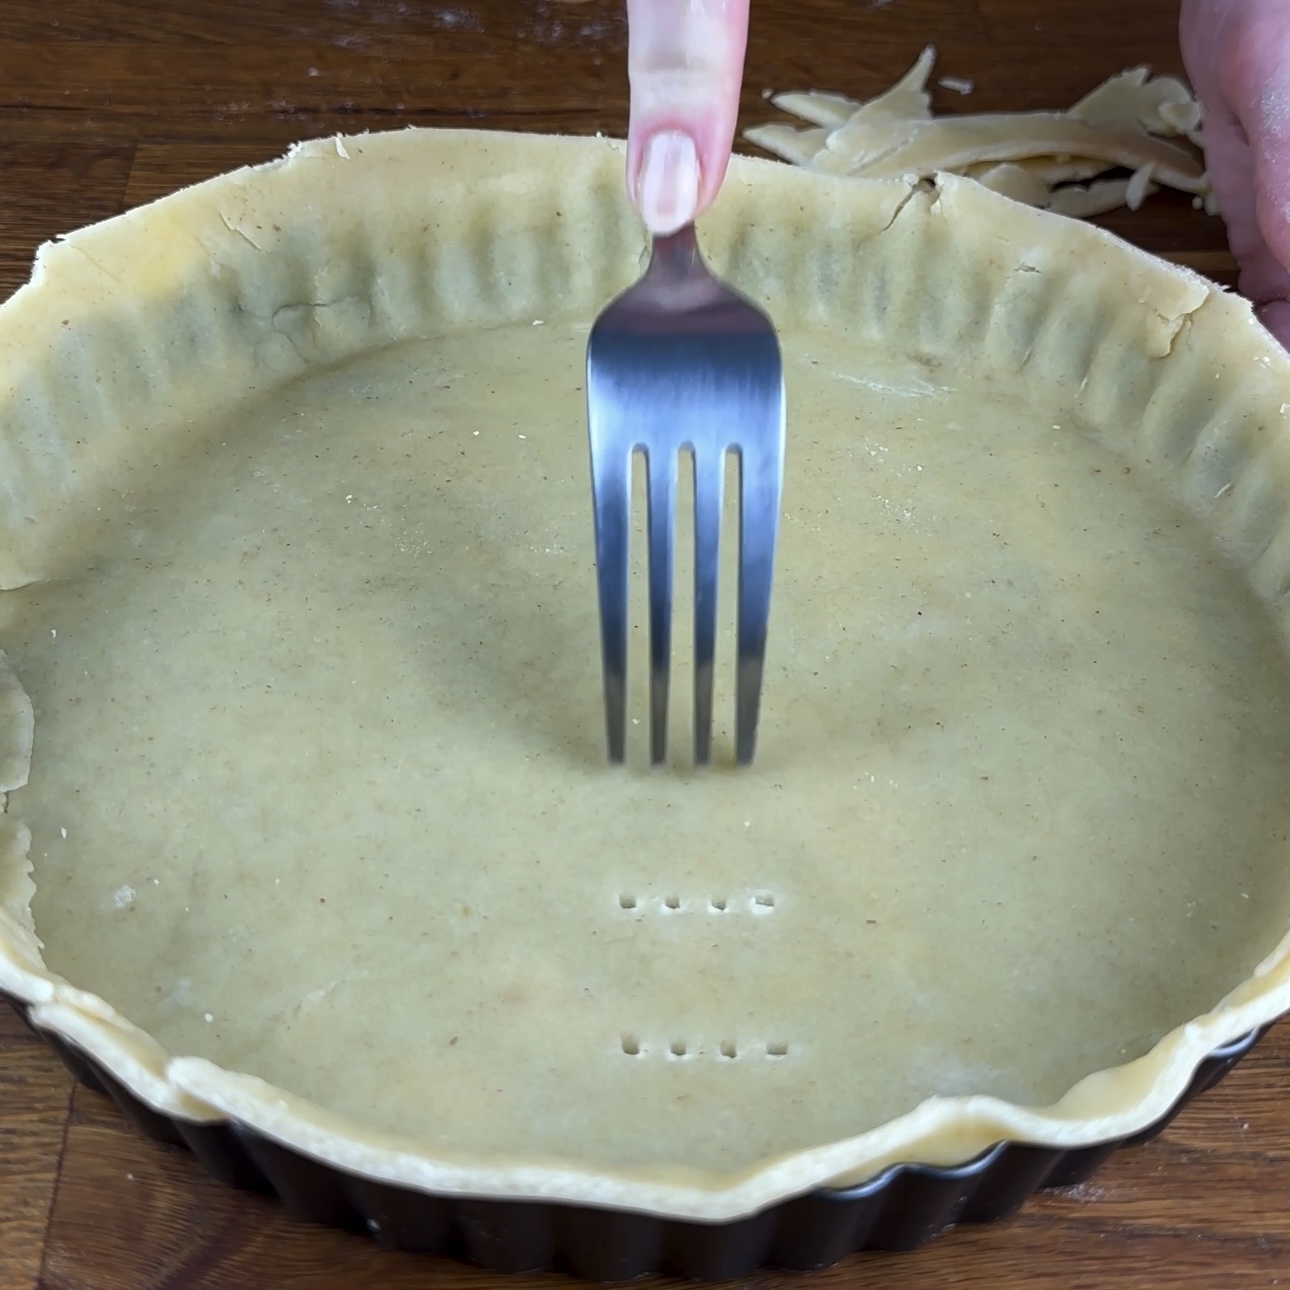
[1222,8,1290,288]
[1233,24,1290,274]
[625,0,749,235]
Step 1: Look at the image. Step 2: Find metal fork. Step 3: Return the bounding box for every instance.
[586,223,786,768]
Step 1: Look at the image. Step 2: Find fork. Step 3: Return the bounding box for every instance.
[586,223,786,768]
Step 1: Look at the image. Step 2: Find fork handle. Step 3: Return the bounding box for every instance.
[646,223,702,283]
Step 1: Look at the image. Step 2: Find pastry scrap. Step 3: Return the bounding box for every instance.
[746,46,1213,219]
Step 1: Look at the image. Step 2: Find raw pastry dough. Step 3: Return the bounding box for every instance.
[746,46,1212,218]
[0,131,1289,1225]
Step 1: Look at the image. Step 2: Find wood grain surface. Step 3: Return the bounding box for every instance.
[0,1,1281,1286]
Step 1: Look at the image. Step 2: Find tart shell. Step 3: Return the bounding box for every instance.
[4,129,1290,1263]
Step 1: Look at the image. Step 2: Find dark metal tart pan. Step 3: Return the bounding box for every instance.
[3,988,1270,1281]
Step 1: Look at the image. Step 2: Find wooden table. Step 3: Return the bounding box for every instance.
[0,1,1283,1287]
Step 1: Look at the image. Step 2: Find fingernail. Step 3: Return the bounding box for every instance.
[638,130,699,235]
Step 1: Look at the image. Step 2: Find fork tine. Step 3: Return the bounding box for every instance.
[692,447,723,766]
[646,446,675,766]
[590,443,631,764]
[734,430,785,766]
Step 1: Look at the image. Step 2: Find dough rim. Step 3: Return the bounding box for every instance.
[1,129,1290,1221]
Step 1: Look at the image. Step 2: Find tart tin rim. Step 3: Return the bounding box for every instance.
[7,988,1269,1280]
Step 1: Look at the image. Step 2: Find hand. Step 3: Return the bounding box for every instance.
[624,0,751,235]
[1182,0,1290,344]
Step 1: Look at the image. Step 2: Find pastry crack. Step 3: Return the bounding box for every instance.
[218,212,267,254]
